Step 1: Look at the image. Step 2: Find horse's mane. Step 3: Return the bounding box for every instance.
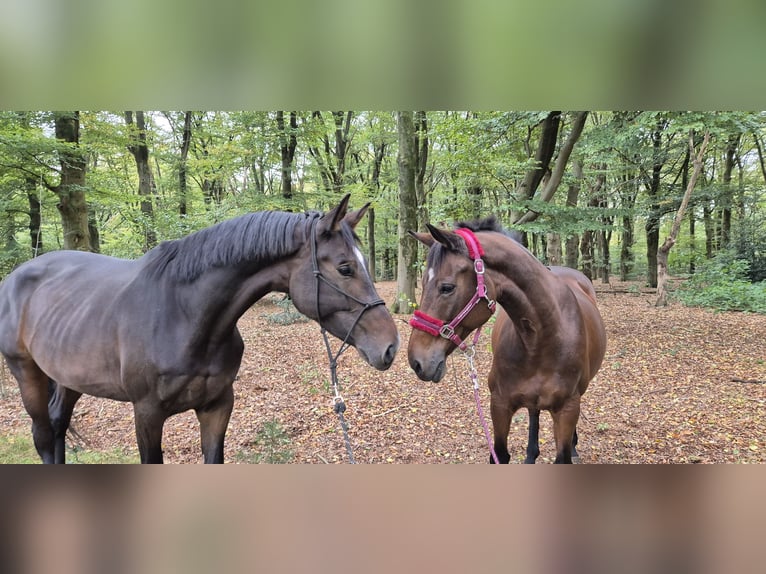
[141,210,320,283]
[455,215,523,243]
[426,215,524,270]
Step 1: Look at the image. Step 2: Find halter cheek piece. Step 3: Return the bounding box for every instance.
[309,216,385,346]
[409,228,496,351]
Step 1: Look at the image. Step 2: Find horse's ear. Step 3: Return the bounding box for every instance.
[343,202,369,230]
[319,193,351,233]
[426,224,464,252]
[408,230,435,247]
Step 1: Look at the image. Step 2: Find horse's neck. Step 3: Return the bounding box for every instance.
[180,259,295,351]
[482,236,563,346]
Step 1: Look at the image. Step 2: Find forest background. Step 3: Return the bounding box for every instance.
[1,110,764,314]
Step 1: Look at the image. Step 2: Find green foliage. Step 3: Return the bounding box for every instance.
[265,296,309,326]
[0,433,40,463]
[676,251,766,313]
[236,419,294,464]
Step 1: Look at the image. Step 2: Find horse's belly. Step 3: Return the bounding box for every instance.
[155,373,236,413]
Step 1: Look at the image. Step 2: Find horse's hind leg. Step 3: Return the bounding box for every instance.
[48,380,83,464]
[524,408,541,464]
[5,358,56,463]
[195,385,234,464]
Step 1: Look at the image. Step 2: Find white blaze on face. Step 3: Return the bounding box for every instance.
[353,246,370,279]
[427,267,435,284]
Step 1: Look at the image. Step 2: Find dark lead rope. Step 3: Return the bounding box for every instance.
[309,217,385,464]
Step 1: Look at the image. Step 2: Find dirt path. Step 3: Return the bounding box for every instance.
[1,281,764,463]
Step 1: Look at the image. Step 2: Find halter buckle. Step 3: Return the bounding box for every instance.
[474,259,486,274]
[439,324,455,340]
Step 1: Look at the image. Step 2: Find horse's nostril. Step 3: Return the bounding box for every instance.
[412,360,422,376]
[384,344,396,365]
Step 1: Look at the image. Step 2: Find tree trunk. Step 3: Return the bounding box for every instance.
[719,133,740,249]
[645,119,667,288]
[179,111,192,216]
[656,130,710,307]
[546,233,562,265]
[367,207,376,281]
[619,172,638,280]
[277,111,298,199]
[514,112,561,204]
[53,112,91,252]
[515,112,588,225]
[307,111,354,194]
[564,159,583,269]
[367,136,386,281]
[125,111,158,251]
[703,202,715,258]
[393,111,418,314]
[414,111,429,233]
[25,177,43,256]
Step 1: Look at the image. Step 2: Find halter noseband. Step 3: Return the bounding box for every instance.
[409,228,496,351]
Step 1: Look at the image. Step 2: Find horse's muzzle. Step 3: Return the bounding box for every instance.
[358,337,399,371]
[409,355,446,382]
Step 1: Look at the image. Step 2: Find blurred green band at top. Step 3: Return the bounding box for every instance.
[0,0,764,109]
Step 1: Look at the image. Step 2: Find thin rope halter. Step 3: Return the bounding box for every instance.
[309,216,385,464]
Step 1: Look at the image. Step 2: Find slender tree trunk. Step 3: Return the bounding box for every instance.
[719,133,740,249]
[619,172,638,280]
[179,111,192,216]
[367,137,386,281]
[565,159,583,269]
[414,111,429,233]
[53,112,92,252]
[393,111,418,314]
[656,130,710,307]
[703,202,714,258]
[125,111,158,251]
[25,177,43,256]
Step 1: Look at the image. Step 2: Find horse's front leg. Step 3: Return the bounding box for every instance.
[551,395,581,464]
[488,393,513,464]
[524,408,541,464]
[133,403,167,463]
[195,385,234,464]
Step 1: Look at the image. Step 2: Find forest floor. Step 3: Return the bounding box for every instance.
[0,280,764,464]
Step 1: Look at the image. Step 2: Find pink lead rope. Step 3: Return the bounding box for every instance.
[410,228,500,464]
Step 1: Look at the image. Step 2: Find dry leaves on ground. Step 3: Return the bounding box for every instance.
[0,281,763,463]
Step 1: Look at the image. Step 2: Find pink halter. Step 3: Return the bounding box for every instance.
[410,228,496,351]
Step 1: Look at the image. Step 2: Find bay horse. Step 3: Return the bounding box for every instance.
[0,194,399,463]
[408,217,606,463]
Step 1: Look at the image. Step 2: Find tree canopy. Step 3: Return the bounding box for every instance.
[1,111,764,296]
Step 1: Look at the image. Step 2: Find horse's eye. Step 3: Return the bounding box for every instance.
[338,264,354,277]
[439,283,455,295]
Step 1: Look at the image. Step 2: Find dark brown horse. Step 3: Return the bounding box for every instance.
[0,195,399,463]
[408,217,606,463]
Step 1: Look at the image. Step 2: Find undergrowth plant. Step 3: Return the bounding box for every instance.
[236,419,294,464]
[675,251,766,313]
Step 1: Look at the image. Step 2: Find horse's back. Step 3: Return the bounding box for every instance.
[0,250,136,369]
